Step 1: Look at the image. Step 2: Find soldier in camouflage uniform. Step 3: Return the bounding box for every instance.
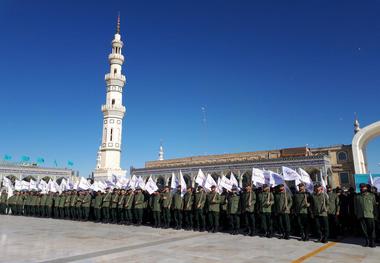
[207,185,221,233]
[82,190,92,221]
[258,184,274,238]
[0,189,7,214]
[355,183,377,247]
[172,185,183,230]
[118,189,126,224]
[274,184,293,239]
[134,188,145,225]
[111,189,120,223]
[327,186,340,239]
[227,186,241,235]
[93,190,103,222]
[194,186,206,232]
[242,185,256,236]
[183,186,194,230]
[124,188,134,225]
[161,186,172,228]
[150,190,161,228]
[310,184,329,243]
[293,183,311,241]
[102,188,112,223]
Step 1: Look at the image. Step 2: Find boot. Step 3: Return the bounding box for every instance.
[364,238,369,247]
[369,239,376,248]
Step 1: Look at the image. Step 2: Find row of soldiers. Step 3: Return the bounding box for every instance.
[0,182,378,247]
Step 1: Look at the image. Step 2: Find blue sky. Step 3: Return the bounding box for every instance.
[0,0,379,176]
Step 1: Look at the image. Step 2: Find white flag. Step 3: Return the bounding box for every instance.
[298,168,312,185]
[321,174,327,192]
[220,176,232,191]
[368,174,374,186]
[20,180,29,191]
[170,172,179,191]
[15,180,22,191]
[29,179,38,191]
[195,169,206,186]
[216,177,222,193]
[48,179,57,193]
[179,170,187,197]
[204,174,217,191]
[269,171,284,187]
[136,176,146,190]
[298,168,314,193]
[282,166,301,181]
[230,173,239,187]
[145,176,159,194]
[372,177,380,190]
[2,177,12,188]
[78,177,91,190]
[60,178,67,192]
[38,179,48,193]
[252,167,265,186]
[129,175,138,190]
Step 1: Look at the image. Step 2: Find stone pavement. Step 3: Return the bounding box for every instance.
[0,215,379,263]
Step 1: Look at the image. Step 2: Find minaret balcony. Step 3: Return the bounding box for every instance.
[108,53,124,65]
[101,104,126,114]
[105,73,126,82]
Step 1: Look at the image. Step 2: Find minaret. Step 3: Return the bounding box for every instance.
[93,14,127,180]
[354,112,360,134]
[158,141,164,161]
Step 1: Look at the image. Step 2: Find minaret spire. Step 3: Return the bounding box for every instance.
[116,12,120,34]
[354,112,360,134]
[158,140,164,161]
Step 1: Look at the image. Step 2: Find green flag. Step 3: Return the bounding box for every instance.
[3,154,12,161]
[21,155,30,162]
[54,160,58,167]
[67,160,74,167]
[37,157,45,164]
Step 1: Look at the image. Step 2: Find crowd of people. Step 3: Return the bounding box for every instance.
[0,182,378,248]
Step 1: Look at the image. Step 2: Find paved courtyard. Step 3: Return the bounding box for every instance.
[0,215,379,263]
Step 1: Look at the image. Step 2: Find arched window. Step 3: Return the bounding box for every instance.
[338,151,348,162]
[112,99,115,106]
[110,128,113,142]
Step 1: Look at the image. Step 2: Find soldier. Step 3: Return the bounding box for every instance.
[172,185,183,230]
[355,183,376,247]
[258,184,274,238]
[194,186,206,231]
[53,192,60,218]
[133,188,145,225]
[293,183,311,241]
[94,190,103,222]
[161,186,172,229]
[227,186,241,235]
[150,190,161,228]
[75,191,84,220]
[274,184,293,239]
[16,191,24,216]
[102,188,112,223]
[111,189,120,223]
[24,191,31,216]
[0,189,7,214]
[59,191,66,219]
[311,184,329,243]
[31,191,38,216]
[45,191,54,218]
[124,188,134,225]
[40,192,47,217]
[118,189,126,224]
[64,190,72,219]
[8,191,17,215]
[242,185,256,236]
[207,185,221,233]
[70,190,78,220]
[219,188,229,231]
[327,186,340,239]
[81,190,92,221]
[183,186,194,230]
